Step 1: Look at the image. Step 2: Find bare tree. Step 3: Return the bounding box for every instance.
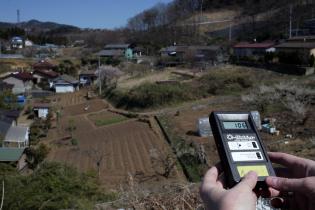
[242,82,315,126]
[149,148,177,178]
[85,148,109,178]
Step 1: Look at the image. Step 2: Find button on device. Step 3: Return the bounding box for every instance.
[252,142,257,148]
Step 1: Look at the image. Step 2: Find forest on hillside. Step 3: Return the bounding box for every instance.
[1,0,315,51]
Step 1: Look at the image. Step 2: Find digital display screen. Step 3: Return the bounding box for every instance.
[223,121,248,129]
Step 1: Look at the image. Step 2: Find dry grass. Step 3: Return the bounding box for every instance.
[117,69,179,90]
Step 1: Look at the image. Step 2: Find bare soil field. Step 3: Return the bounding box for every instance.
[51,90,89,107]
[45,90,185,189]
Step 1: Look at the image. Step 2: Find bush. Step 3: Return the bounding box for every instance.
[106,83,196,110]
[3,162,116,210]
[71,138,78,146]
[25,144,50,169]
[199,72,253,95]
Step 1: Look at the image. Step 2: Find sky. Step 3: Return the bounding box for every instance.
[0,0,173,29]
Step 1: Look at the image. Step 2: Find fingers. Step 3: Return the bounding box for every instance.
[266,176,304,192]
[273,167,293,178]
[235,171,258,191]
[200,164,225,200]
[268,187,281,197]
[203,166,220,185]
[268,152,308,169]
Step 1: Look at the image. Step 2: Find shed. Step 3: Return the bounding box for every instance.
[0,148,27,170]
[3,126,29,148]
[33,103,50,119]
[79,70,97,86]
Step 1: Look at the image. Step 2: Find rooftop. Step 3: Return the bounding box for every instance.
[9,72,34,81]
[33,103,51,109]
[5,126,29,142]
[79,70,96,76]
[33,60,56,70]
[275,42,315,49]
[0,148,25,162]
[33,69,59,78]
[97,49,123,57]
[53,74,79,84]
[104,44,131,49]
[233,42,275,49]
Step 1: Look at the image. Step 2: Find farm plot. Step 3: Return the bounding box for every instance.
[88,111,129,127]
[61,99,108,116]
[47,120,182,188]
[51,90,88,107]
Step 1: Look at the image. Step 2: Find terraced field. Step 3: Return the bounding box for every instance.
[46,90,184,188]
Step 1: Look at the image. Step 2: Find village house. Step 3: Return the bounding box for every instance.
[98,43,137,59]
[32,69,59,85]
[0,148,27,171]
[33,103,50,119]
[79,70,97,86]
[233,42,276,59]
[160,45,225,65]
[10,36,24,49]
[52,74,79,93]
[3,125,29,148]
[275,36,315,61]
[2,72,34,95]
[160,45,188,59]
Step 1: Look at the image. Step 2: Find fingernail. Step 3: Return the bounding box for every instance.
[246,171,258,178]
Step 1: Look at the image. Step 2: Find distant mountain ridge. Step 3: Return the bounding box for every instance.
[0,19,79,31]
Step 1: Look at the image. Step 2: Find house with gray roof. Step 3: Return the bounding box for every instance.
[98,43,136,59]
[52,74,79,93]
[3,126,29,148]
[0,147,27,170]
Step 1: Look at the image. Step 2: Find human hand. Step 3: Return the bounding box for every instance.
[200,163,258,210]
[266,152,315,210]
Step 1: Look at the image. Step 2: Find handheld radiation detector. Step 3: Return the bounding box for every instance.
[209,111,275,189]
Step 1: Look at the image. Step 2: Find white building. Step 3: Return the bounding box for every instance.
[33,103,50,119]
[52,74,79,93]
[11,36,24,49]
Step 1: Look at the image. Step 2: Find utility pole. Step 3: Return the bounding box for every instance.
[289,4,293,38]
[199,0,204,42]
[98,56,101,95]
[17,9,20,24]
[229,23,232,41]
[0,180,4,210]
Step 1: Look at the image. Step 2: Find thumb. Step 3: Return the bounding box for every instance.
[266,176,304,192]
[235,171,258,191]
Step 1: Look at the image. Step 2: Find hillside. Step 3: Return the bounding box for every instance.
[0,19,79,31]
